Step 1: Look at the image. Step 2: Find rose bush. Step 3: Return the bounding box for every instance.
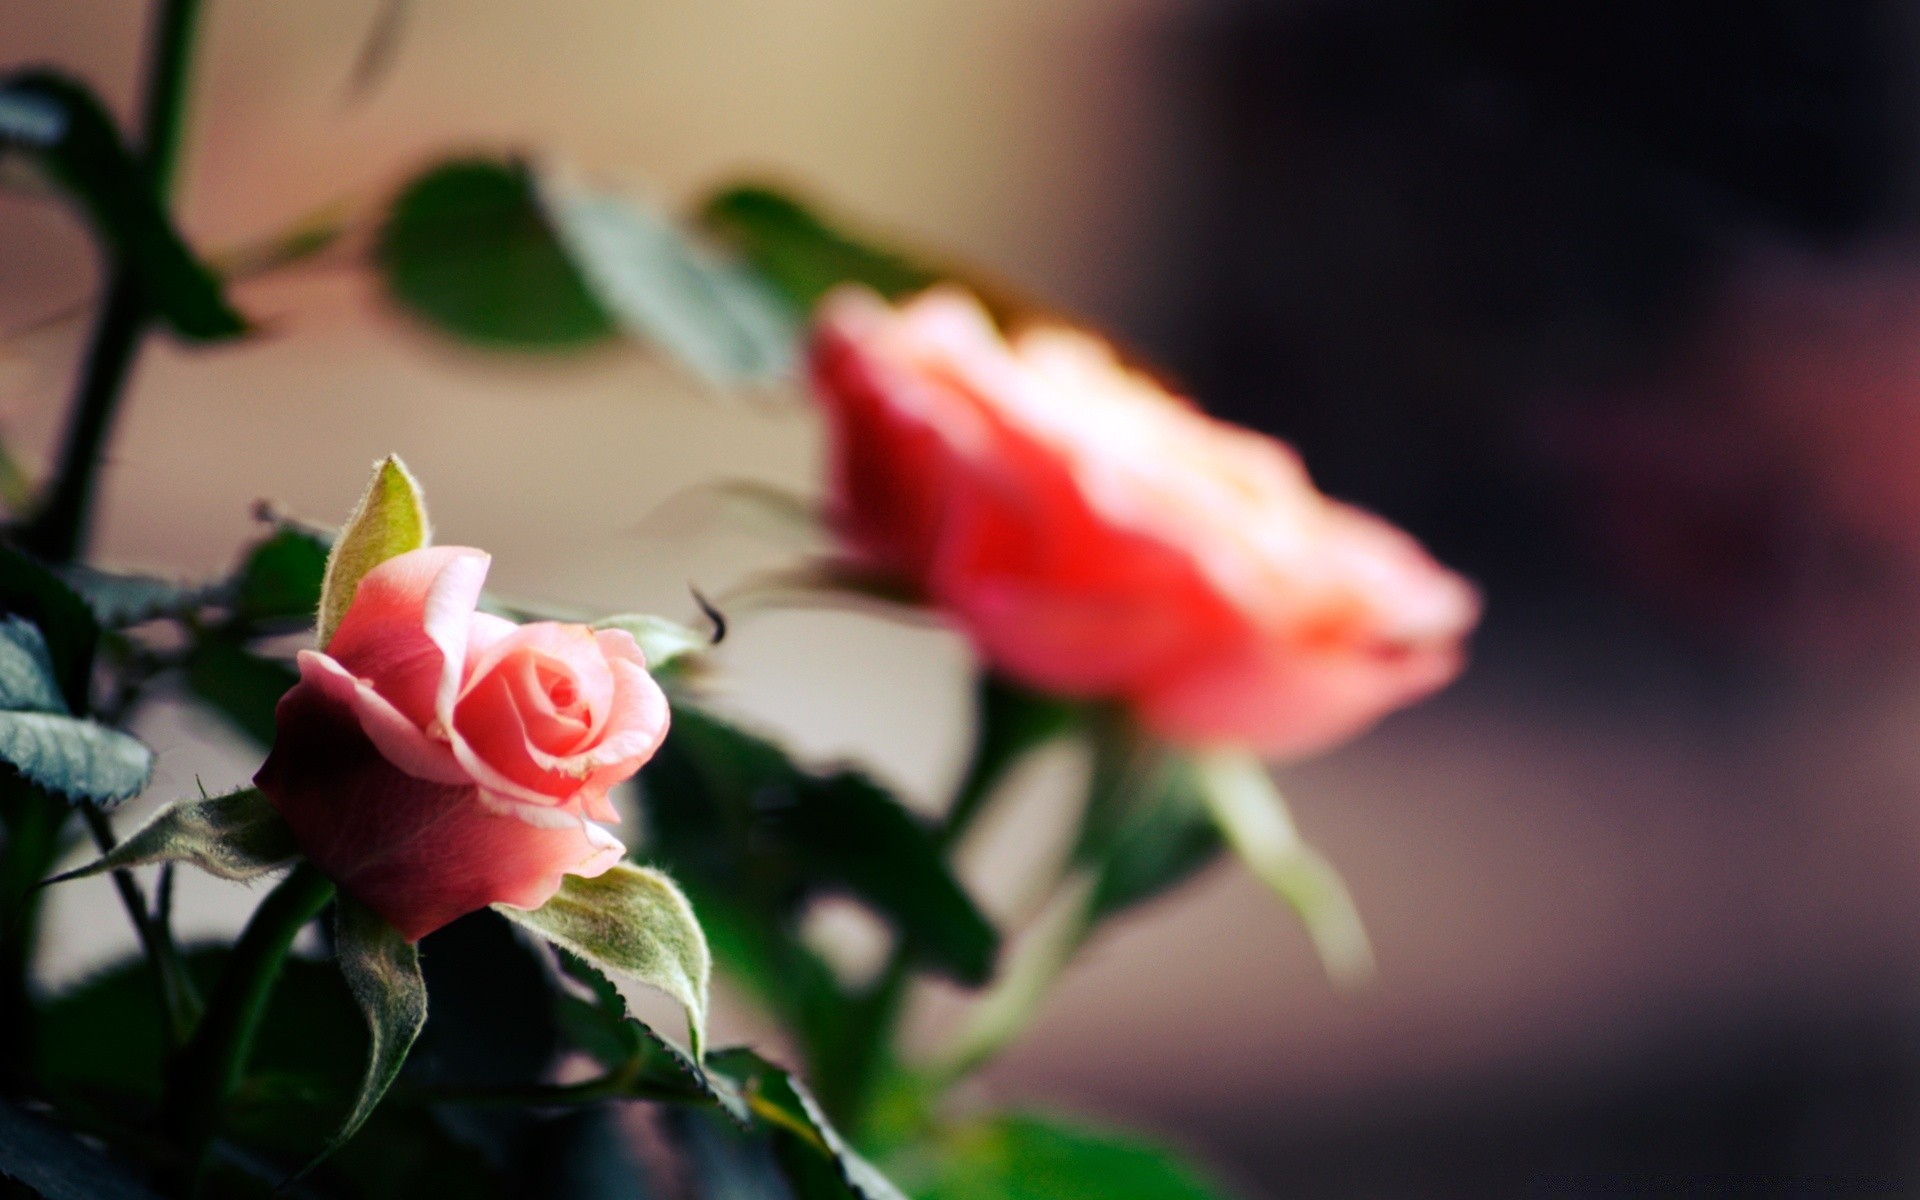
[810,286,1481,757]
[255,545,670,940]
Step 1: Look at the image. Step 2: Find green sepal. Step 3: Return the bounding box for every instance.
[316,455,430,648]
[41,786,298,886]
[1194,752,1373,986]
[307,896,428,1171]
[591,613,710,677]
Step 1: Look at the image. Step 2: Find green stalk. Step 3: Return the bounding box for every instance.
[22,0,204,562]
[165,862,334,1197]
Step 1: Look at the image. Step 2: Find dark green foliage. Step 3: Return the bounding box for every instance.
[377,159,617,349]
[700,186,938,314]
[644,705,997,987]
[892,1113,1237,1200]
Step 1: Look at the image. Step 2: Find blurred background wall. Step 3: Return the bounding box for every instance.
[8,1,1920,1194]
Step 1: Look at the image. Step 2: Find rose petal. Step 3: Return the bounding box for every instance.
[323,546,491,728]
[296,650,468,785]
[255,671,625,941]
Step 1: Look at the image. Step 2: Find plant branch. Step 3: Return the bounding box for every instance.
[22,0,205,562]
[79,805,200,1045]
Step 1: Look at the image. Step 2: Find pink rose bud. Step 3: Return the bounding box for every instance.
[809,286,1481,758]
[254,546,670,941]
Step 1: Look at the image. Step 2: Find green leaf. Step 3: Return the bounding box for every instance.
[232,524,330,626]
[1194,752,1373,987]
[0,617,66,713]
[708,1048,908,1200]
[57,566,206,629]
[1085,755,1223,923]
[776,771,996,985]
[649,707,998,986]
[183,636,297,747]
[553,951,748,1122]
[42,786,297,886]
[894,1113,1238,1200]
[0,1097,165,1200]
[592,613,710,677]
[0,544,99,714]
[317,455,430,648]
[317,897,428,1168]
[0,710,152,805]
[492,863,711,1056]
[377,158,616,349]
[0,71,245,341]
[539,176,796,383]
[700,185,939,315]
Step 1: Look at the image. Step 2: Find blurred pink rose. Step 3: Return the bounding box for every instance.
[809,286,1480,757]
[255,546,669,940]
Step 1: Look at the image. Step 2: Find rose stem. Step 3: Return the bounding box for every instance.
[165,861,335,1197]
[21,0,204,561]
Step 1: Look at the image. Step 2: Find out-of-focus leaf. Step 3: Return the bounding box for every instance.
[313,897,428,1171]
[891,1113,1238,1200]
[56,566,205,628]
[183,636,296,746]
[44,786,296,887]
[493,863,711,1056]
[540,176,796,383]
[317,455,430,648]
[1085,755,1223,923]
[377,158,616,349]
[592,613,709,677]
[0,1097,163,1200]
[1195,753,1373,987]
[771,771,995,985]
[0,710,151,805]
[0,618,65,713]
[651,707,998,986]
[708,1048,908,1200]
[700,186,938,315]
[0,545,98,714]
[232,524,329,626]
[0,71,245,340]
